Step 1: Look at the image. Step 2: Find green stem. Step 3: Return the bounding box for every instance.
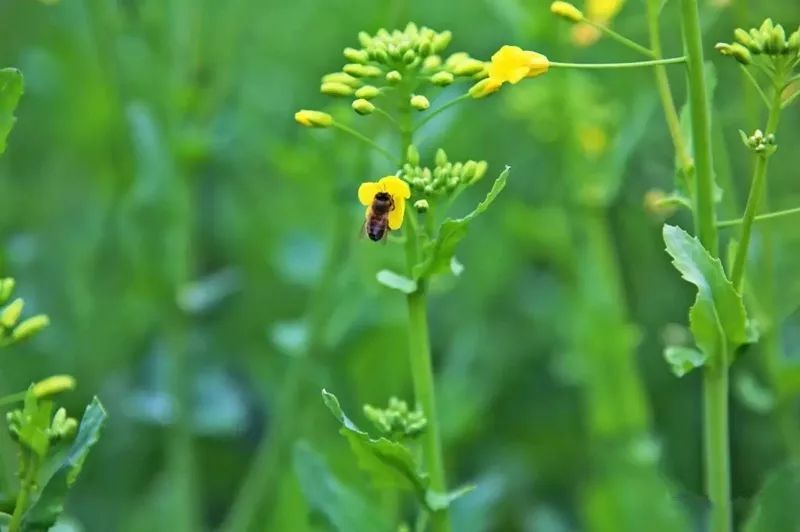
[0,392,26,408]
[584,19,655,58]
[717,205,800,228]
[729,90,783,291]
[413,93,470,133]
[679,1,728,531]
[739,66,770,108]
[9,455,37,532]
[331,122,398,164]
[549,57,685,69]
[646,0,693,174]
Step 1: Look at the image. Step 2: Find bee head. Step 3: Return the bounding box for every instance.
[375,191,392,201]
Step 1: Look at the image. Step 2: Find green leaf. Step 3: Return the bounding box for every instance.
[376,270,417,294]
[425,484,475,511]
[663,346,707,377]
[292,441,393,532]
[412,166,510,280]
[734,371,775,414]
[663,225,749,367]
[24,397,107,530]
[0,68,23,156]
[321,390,430,501]
[744,464,800,532]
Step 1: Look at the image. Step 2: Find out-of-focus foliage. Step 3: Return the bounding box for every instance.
[0,0,799,531]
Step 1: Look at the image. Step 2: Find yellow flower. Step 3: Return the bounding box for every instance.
[486,45,549,92]
[357,176,411,231]
[294,109,333,128]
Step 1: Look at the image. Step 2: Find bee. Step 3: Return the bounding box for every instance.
[364,191,395,242]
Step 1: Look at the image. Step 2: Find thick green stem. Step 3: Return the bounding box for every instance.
[679,1,728,531]
[730,92,783,291]
[9,455,37,532]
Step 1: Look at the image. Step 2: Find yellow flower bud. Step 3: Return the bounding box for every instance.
[32,374,77,399]
[294,110,333,128]
[355,85,380,99]
[1,298,23,328]
[468,78,501,99]
[386,70,402,84]
[352,98,375,115]
[452,58,485,76]
[11,314,49,341]
[431,30,452,53]
[410,94,430,111]
[407,144,420,166]
[729,43,752,65]
[414,199,429,213]
[320,81,354,97]
[422,55,442,71]
[322,72,360,88]
[550,1,584,23]
[431,71,454,86]
[358,31,373,48]
[343,47,369,64]
[0,278,15,305]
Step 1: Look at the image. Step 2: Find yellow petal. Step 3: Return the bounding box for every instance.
[378,176,411,199]
[358,181,380,206]
[388,197,406,230]
[523,51,550,77]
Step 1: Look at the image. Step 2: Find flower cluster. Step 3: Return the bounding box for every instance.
[363,396,427,439]
[401,146,487,200]
[739,128,777,156]
[717,19,800,66]
[0,278,50,347]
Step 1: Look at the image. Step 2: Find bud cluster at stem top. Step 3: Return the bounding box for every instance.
[363,397,427,439]
[0,277,50,347]
[739,128,777,156]
[401,145,488,201]
[717,19,800,70]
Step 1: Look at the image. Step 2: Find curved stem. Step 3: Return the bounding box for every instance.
[646,0,693,173]
[0,392,26,408]
[739,66,770,108]
[717,205,800,228]
[584,19,655,58]
[373,106,402,130]
[549,56,685,69]
[331,121,398,164]
[413,93,470,133]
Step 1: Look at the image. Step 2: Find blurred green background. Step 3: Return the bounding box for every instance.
[1,0,799,530]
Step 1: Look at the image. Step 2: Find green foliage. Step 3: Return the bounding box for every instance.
[0,68,23,155]
[744,464,800,532]
[663,346,707,378]
[376,270,417,294]
[413,167,509,280]
[663,225,750,369]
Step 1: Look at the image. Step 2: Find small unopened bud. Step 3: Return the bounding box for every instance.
[0,278,14,305]
[788,30,800,52]
[33,375,76,399]
[358,31,373,49]
[430,71,454,86]
[343,64,382,78]
[1,298,23,329]
[410,94,430,111]
[431,30,452,53]
[729,43,752,64]
[406,145,420,166]
[343,47,369,64]
[414,199,429,213]
[550,1,584,23]
[452,58,485,76]
[435,148,448,166]
[446,177,460,191]
[417,40,432,56]
[322,72,360,88]
[403,49,417,64]
[423,185,435,195]
[473,161,488,182]
[355,85,380,99]
[643,189,677,218]
[715,42,734,56]
[386,70,402,84]
[770,25,787,54]
[422,55,442,71]
[468,78,500,99]
[734,28,754,49]
[11,314,49,342]
[462,160,478,182]
[321,81,354,96]
[352,98,375,115]
[294,110,333,128]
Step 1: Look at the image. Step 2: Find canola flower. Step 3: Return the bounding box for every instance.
[357,176,411,230]
[483,45,550,93]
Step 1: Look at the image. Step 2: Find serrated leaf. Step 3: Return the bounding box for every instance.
[321,390,429,497]
[293,441,392,532]
[376,270,417,294]
[744,464,800,532]
[0,68,23,155]
[412,167,509,280]
[425,484,475,511]
[663,346,707,377]
[663,225,749,366]
[23,397,107,530]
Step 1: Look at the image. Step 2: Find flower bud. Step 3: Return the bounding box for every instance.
[355,85,380,99]
[343,47,369,64]
[352,98,375,115]
[406,144,420,166]
[321,81,354,96]
[417,40,432,56]
[414,199,429,213]
[422,55,442,71]
[430,71,454,86]
[473,160,488,182]
[294,110,334,128]
[468,78,500,99]
[729,43,752,65]
[410,94,430,111]
[33,375,76,399]
[445,52,469,69]
[403,49,417,64]
[386,70,402,84]
[435,148,448,167]
[462,160,478,182]
[1,298,23,328]
[734,28,754,49]
[452,58,485,76]
[769,25,787,54]
[343,64,382,78]
[550,1,584,23]
[431,30,452,53]
[358,31,373,48]
[788,29,800,52]
[424,184,435,195]
[11,314,49,341]
[0,278,14,305]
[446,177,460,191]
[322,72,361,87]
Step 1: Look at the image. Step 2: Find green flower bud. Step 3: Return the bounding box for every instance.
[358,31,373,48]
[445,52,469,69]
[352,98,375,115]
[422,55,442,72]
[387,44,402,61]
[431,71,454,86]
[451,162,463,176]
[469,78,499,99]
[0,278,15,305]
[446,177,460,191]
[321,81,354,96]
[403,49,417,64]
[422,167,432,181]
[294,110,334,128]
[431,30,452,53]
[435,148,448,166]
[749,29,766,53]
[1,298,23,328]
[412,177,425,189]
[343,64,382,78]
[462,160,478,182]
[386,70,402,84]
[414,199,429,213]
[355,85,380,99]
[453,58,484,76]
[788,29,800,52]
[417,40,432,57]
[734,28,754,49]
[424,184,435,195]
[369,46,390,64]
[11,314,49,342]
[343,47,369,64]
[407,144,420,166]
[770,25,787,54]
[322,72,361,88]
[33,375,76,399]
[410,94,430,111]
[474,160,488,182]
[729,43,752,64]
